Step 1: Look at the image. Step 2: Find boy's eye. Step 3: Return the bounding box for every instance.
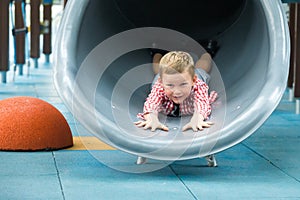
[166,84,174,87]
[180,83,188,86]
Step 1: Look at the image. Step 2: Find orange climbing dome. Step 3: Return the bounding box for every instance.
[0,96,73,151]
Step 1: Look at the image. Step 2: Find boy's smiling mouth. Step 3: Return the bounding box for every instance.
[172,95,183,103]
[173,95,182,99]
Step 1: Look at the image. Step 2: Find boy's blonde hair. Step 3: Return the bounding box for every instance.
[159,51,195,79]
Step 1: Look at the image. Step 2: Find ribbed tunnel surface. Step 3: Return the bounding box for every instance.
[54,0,289,160]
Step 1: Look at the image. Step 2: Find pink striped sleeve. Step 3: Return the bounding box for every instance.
[209,90,218,104]
[193,80,211,119]
[137,80,164,119]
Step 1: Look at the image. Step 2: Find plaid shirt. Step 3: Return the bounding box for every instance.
[137,78,217,120]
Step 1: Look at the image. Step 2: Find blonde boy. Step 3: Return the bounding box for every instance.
[136,51,217,132]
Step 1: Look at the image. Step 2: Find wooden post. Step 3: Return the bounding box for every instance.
[30,0,41,68]
[64,0,68,8]
[0,0,10,82]
[14,0,26,75]
[295,3,300,98]
[288,3,296,89]
[43,1,52,63]
[293,3,300,114]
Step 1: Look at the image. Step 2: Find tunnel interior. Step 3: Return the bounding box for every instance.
[75,0,268,124]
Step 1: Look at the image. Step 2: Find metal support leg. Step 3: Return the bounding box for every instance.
[296,99,300,114]
[136,156,147,165]
[1,72,7,83]
[33,58,38,68]
[45,54,50,63]
[205,154,218,167]
[18,64,24,76]
[289,87,295,102]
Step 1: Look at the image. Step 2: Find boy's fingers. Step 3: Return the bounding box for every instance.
[202,123,211,128]
[160,124,169,131]
[135,122,168,132]
[135,121,147,125]
[135,121,145,127]
[144,123,151,130]
[204,121,214,127]
[192,125,198,132]
[136,121,213,131]
[182,124,190,131]
[151,127,157,132]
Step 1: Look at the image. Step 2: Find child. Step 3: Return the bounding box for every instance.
[135,51,217,132]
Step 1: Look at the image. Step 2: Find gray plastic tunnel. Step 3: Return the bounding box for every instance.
[54,0,290,161]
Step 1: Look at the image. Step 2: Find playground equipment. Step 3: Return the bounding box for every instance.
[54,0,289,162]
[0,0,54,83]
[0,0,10,83]
[0,97,73,151]
[288,2,300,113]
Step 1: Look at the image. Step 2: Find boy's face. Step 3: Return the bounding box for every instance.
[161,71,195,104]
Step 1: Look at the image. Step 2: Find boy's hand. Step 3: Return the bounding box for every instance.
[134,113,169,132]
[182,113,213,132]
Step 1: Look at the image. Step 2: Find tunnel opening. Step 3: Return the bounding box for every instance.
[54,0,289,160]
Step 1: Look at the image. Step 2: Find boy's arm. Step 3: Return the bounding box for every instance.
[182,81,213,131]
[135,81,169,131]
[193,81,212,120]
[143,81,164,116]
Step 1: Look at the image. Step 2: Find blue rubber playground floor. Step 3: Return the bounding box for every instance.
[0,58,300,200]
